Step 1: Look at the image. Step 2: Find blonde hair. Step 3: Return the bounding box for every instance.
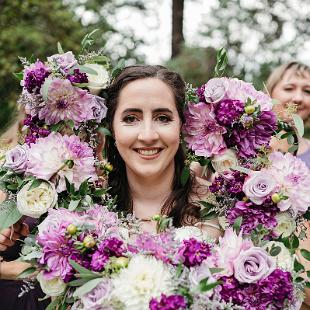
[266,61,310,95]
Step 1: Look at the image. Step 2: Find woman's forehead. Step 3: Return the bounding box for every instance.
[282,67,310,83]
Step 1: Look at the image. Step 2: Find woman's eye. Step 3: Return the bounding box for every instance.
[304,89,310,95]
[156,115,172,123]
[123,115,138,123]
[283,88,293,92]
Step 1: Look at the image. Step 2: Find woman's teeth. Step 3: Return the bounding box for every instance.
[137,149,160,156]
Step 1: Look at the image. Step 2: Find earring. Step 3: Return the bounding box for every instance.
[114,141,117,147]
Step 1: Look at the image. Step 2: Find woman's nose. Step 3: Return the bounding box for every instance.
[137,121,159,143]
[292,90,304,104]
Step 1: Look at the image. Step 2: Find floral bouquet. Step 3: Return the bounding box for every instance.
[20,207,305,310]
[0,32,118,230]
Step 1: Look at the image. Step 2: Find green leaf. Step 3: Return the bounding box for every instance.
[88,55,109,64]
[301,249,310,261]
[304,208,310,220]
[72,82,89,88]
[97,127,112,136]
[215,47,228,77]
[6,183,19,191]
[233,216,243,233]
[292,113,304,137]
[306,282,310,289]
[81,29,99,51]
[68,200,80,212]
[67,278,90,287]
[287,134,295,145]
[200,209,217,220]
[28,179,42,191]
[209,267,224,274]
[288,144,298,154]
[79,179,89,196]
[13,72,24,81]
[93,188,107,197]
[57,42,64,54]
[73,278,103,298]
[111,59,125,79]
[294,259,305,273]
[69,259,96,276]
[65,120,75,129]
[46,297,62,310]
[180,166,190,186]
[75,65,97,75]
[199,278,221,292]
[17,267,36,279]
[0,200,22,230]
[269,245,281,256]
[50,122,64,132]
[307,270,310,278]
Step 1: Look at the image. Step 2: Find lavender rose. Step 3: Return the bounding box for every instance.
[48,51,77,73]
[81,279,113,310]
[233,247,276,283]
[204,77,228,103]
[91,96,108,123]
[243,171,277,205]
[4,144,29,174]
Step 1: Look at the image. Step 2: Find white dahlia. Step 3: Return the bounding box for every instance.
[111,255,174,310]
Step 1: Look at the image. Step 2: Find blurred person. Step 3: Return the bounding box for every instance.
[267,61,310,167]
[267,62,310,309]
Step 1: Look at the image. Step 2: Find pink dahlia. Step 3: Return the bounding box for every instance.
[26,132,97,192]
[268,152,310,214]
[38,78,96,125]
[183,102,227,157]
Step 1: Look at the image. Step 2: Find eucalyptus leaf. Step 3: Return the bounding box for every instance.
[231,165,250,174]
[288,145,298,154]
[73,278,103,298]
[269,246,281,256]
[13,72,24,81]
[111,59,125,79]
[69,259,96,276]
[41,79,53,101]
[209,267,224,274]
[21,250,42,261]
[292,113,304,137]
[97,127,112,137]
[68,200,80,212]
[233,216,243,233]
[294,259,305,273]
[29,179,43,191]
[75,65,97,75]
[0,200,22,230]
[57,42,64,54]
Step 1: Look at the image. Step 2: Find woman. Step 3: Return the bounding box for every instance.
[267,61,310,166]
[267,62,310,309]
[105,65,221,238]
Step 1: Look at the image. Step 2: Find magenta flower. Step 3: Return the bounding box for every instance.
[149,294,187,310]
[214,99,244,126]
[177,238,212,267]
[22,60,50,94]
[183,102,227,157]
[90,251,109,272]
[38,78,96,125]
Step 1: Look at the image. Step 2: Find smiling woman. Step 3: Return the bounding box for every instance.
[105,65,221,236]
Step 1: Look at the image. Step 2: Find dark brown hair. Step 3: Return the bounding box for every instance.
[105,65,200,227]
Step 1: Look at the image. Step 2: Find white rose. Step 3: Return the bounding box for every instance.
[204,78,228,103]
[84,63,110,95]
[37,272,66,297]
[274,212,296,238]
[263,241,294,271]
[174,226,205,242]
[211,149,238,173]
[17,181,58,218]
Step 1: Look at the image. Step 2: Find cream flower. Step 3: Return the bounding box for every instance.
[211,149,238,173]
[111,255,174,310]
[264,241,294,271]
[85,63,110,95]
[174,226,205,242]
[17,181,57,218]
[37,272,66,297]
[274,212,296,238]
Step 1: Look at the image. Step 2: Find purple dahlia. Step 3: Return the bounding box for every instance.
[214,99,244,126]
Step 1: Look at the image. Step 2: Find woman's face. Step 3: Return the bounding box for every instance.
[112,78,181,180]
[271,68,310,120]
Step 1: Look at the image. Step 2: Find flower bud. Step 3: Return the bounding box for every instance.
[271,193,281,204]
[152,215,161,221]
[83,235,96,249]
[244,105,255,115]
[104,163,113,172]
[114,257,129,269]
[66,224,77,235]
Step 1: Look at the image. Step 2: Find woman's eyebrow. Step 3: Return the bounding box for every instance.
[152,108,173,113]
[121,108,142,114]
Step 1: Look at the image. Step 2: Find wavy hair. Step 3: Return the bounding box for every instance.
[105,65,200,227]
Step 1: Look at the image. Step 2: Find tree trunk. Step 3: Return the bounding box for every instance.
[171,0,184,58]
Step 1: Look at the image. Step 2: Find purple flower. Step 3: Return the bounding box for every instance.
[98,237,125,257]
[177,238,212,267]
[66,69,88,84]
[196,84,206,102]
[233,247,276,283]
[91,96,108,123]
[149,294,187,310]
[203,78,229,103]
[214,99,244,126]
[48,51,77,73]
[38,78,96,125]
[183,102,227,157]
[4,144,29,173]
[22,60,50,94]
[81,279,113,310]
[226,200,279,234]
[90,251,109,271]
[231,110,277,158]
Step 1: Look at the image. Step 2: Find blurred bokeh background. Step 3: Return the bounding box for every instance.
[1,0,309,135]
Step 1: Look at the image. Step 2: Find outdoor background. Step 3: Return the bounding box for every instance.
[1,0,310,134]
